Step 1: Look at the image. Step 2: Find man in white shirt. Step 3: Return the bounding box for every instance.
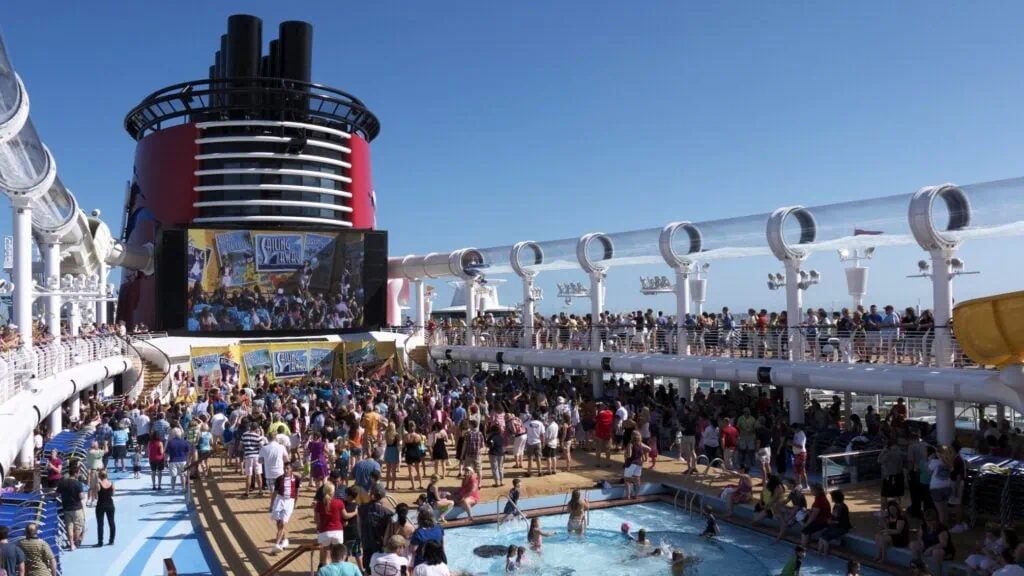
[614,401,629,450]
[135,411,151,445]
[210,410,228,446]
[525,414,545,477]
[544,418,560,474]
[260,436,289,493]
[792,424,808,490]
[369,535,409,576]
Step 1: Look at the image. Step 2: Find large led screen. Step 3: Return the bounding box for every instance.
[181,227,387,334]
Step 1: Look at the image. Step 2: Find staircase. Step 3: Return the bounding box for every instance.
[140,358,167,403]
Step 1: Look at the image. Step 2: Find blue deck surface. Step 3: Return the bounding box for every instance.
[68,465,214,576]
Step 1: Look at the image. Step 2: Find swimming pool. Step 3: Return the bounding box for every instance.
[444,502,891,575]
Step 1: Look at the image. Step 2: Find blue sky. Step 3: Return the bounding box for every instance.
[3,2,1024,317]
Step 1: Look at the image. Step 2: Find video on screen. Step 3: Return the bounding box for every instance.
[185,228,368,332]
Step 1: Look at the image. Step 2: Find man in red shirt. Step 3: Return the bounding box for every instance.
[594,403,615,465]
[719,417,739,470]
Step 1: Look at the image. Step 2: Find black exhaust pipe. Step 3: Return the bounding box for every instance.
[279,21,312,83]
[227,14,262,112]
[227,14,262,78]
[268,39,281,78]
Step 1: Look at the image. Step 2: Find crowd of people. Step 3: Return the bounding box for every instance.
[8,350,1024,575]
[425,302,971,367]
[188,267,363,332]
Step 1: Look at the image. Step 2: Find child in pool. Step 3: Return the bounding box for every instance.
[516,546,527,568]
[500,478,525,523]
[505,544,518,573]
[527,517,553,553]
[636,528,651,547]
[671,550,687,576]
[701,506,720,538]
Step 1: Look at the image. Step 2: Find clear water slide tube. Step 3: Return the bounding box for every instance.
[390,176,1024,279]
[0,33,152,275]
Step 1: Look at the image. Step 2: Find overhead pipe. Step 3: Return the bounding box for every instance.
[430,345,1024,414]
[391,176,1024,278]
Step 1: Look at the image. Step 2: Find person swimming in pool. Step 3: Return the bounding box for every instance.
[527,517,553,553]
[701,506,720,538]
[670,549,701,575]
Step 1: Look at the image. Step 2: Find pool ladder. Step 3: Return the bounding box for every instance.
[496,494,527,529]
[673,456,724,517]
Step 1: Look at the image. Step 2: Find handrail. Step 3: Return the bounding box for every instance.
[815,448,883,461]
[129,335,173,402]
[257,542,319,576]
[701,458,724,476]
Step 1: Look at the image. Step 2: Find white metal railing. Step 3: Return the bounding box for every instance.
[424,325,980,369]
[0,335,129,405]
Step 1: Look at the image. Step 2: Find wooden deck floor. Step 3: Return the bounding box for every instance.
[195,447,986,575]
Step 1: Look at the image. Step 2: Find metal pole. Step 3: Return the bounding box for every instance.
[590,271,605,399]
[413,279,425,337]
[930,249,955,446]
[675,267,693,401]
[42,237,61,343]
[12,201,33,351]
[522,275,536,382]
[96,261,108,325]
[784,259,805,424]
[465,280,476,346]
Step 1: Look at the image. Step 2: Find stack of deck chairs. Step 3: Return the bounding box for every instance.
[963,453,1024,528]
[809,428,886,484]
[0,491,66,574]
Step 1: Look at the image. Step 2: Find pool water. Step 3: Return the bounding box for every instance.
[445,502,891,575]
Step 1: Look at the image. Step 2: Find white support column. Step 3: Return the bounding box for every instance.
[997,404,1006,427]
[96,261,108,325]
[590,271,605,399]
[42,237,61,342]
[47,406,61,437]
[69,302,81,339]
[465,280,476,346]
[522,276,535,350]
[521,276,537,382]
[784,259,805,424]
[413,279,425,337]
[68,394,80,423]
[16,431,34,469]
[12,201,33,350]
[930,249,955,446]
[675,267,693,401]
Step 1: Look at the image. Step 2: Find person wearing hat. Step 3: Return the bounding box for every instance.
[368,534,409,576]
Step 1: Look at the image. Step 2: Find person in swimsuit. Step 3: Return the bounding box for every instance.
[751,474,785,526]
[429,422,450,479]
[383,423,401,491]
[873,500,910,564]
[422,474,454,523]
[724,466,753,517]
[527,517,553,553]
[404,421,425,490]
[566,489,589,535]
[911,509,956,575]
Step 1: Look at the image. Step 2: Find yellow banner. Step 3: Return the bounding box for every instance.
[188,344,241,388]
[190,340,403,387]
[237,341,345,386]
[340,340,401,380]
